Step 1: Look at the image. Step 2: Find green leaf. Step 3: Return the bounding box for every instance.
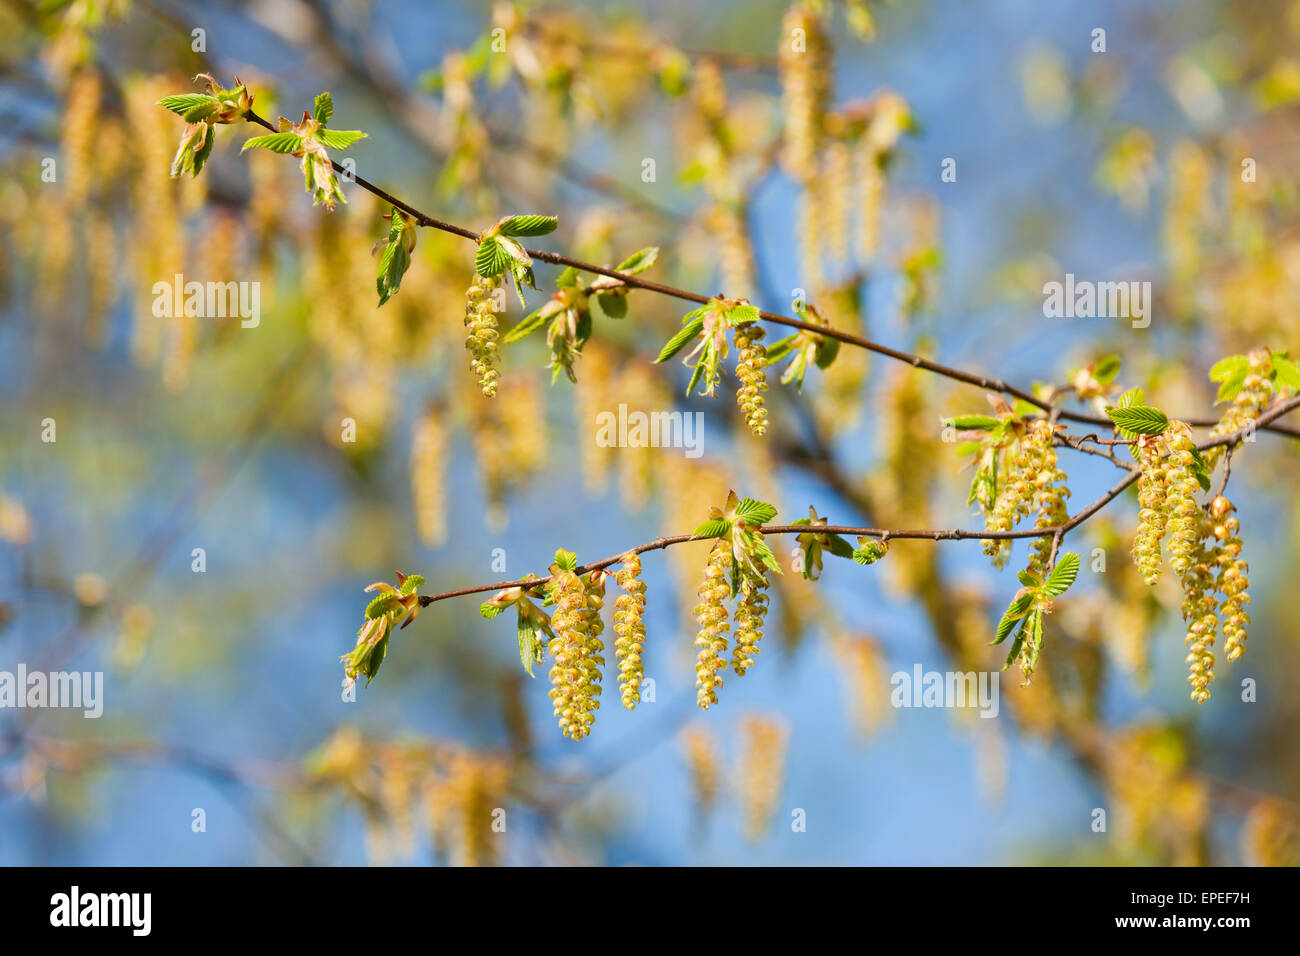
[1093,354,1121,384]
[946,414,1002,431]
[399,573,424,595]
[318,129,367,150]
[365,593,400,619]
[242,131,304,155]
[475,238,512,278]
[693,518,732,539]
[827,534,856,559]
[733,498,777,525]
[554,549,578,572]
[1272,354,1300,391]
[556,267,580,288]
[814,336,840,370]
[376,212,416,307]
[1105,404,1169,436]
[517,614,541,677]
[655,316,705,363]
[182,101,219,123]
[616,246,659,275]
[480,602,507,619]
[498,214,558,237]
[852,539,888,566]
[1017,570,1041,588]
[313,91,334,125]
[1189,446,1211,492]
[159,93,217,116]
[596,291,627,318]
[1042,552,1079,597]
[1209,354,1249,383]
[726,304,761,326]
[992,592,1033,645]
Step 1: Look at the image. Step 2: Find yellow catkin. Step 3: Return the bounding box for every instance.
[824,140,852,263]
[433,750,509,867]
[1025,430,1070,581]
[574,341,616,493]
[411,406,448,547]
[1163,423,1200,578]
[733,321,769,436]
[547,568,605,740]
[1182,511,1218,704]
[796,185,827,297]
[693,541,733,709]
[831,633,890,737]
[125,76,184,368]
[682,725,721,816]
[709,202,756,299]
[779,4,830,181]
[738,715,789,842]
[854,141,884,263]
[1132,434,1170,585]
[464,273,503,397]
[982,420,1054,569]
[613,553,647,710]
[60,70,100,206]
[730,568,770,677]
[1212,497,1250,662]
[1106,727,1208,866]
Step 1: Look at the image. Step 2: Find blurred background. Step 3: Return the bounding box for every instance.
[1,0,1299,865]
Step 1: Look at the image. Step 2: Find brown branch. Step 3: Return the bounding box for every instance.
[413,395,1300,608]
[236,102,1300,441]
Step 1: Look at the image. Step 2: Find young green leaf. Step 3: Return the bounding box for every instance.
[318,129,367,150]
[242,131,305,155]
[616,246,659,275]
[1105,404,1169,436]
[733,498,777,525]
[693,517,732,539]
[498,214,558,237]
[1042,552,1079,597]
[655,316,706,363]
[313,91,334,125]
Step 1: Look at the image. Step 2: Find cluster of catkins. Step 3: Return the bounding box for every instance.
[546,567,606,740]
[1132,423,1251,703]
[981,419,1061,568]
[464,272,502,397]
[733,321,770,437]
[693,541,771,709]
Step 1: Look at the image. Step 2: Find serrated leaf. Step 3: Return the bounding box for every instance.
[616,246,659,274]
[727,304,761,326]
[1209,354,1249,382]
[554,549,578,572]
[498,214,558,237]
[1017,570,1041,588]
[480,602,506,619]
[992,592,1033,645]
[764,333,800,365]
[733,497,777,525]
[1189,446,1211,492]
[241,131,304,155]
[1105,404,1169,435]
[827,534,856,559]
[693,518,732,539]
[1042,552,1079,597]
[318,129,367,150]
[313,91,333,125]
[518,617,539,677]
[399,573,424,595]
[655,316,705,363]
[475,238,512,278]
[159,93,217,116]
